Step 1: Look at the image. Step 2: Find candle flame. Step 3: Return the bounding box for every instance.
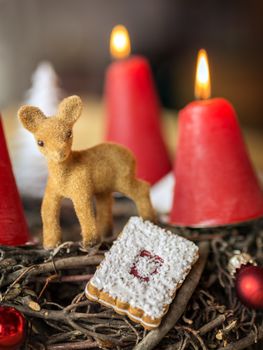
[195,49,211,100]
[110,25,131,59]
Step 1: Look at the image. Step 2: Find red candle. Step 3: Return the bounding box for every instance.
[170,50,263,227]
[0,116,29,245]
[104,25,171,185]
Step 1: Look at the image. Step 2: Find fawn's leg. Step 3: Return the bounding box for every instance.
[72,194,98,248]
[41,181,62,249]
[95,192,113,238]
[117,179,156,222]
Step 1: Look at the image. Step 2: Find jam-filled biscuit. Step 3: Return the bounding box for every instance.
[85,217,199,330]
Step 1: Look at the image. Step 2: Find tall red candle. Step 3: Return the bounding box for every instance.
[0,116,29,245]
[170,50,263,227]
[105,25,171,185]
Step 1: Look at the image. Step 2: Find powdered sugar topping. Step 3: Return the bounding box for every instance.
[90,217,199,318]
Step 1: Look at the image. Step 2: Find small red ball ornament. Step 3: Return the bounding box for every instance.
[0,306,26,349]
[228,253,263,310]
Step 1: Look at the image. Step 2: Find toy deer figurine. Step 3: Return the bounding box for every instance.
[18,96,155,249]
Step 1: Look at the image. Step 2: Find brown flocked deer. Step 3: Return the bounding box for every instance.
[18,96,155,249]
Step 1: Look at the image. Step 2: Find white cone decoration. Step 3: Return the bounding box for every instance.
[25,61,63,115]
[150,172,175,214]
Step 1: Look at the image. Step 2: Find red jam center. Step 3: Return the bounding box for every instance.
[130,250,163,282]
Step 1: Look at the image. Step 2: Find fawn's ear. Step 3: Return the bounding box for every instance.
[18,106,46,133]
[58,95,82,125]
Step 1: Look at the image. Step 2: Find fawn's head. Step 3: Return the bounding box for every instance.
[18,95,82,163]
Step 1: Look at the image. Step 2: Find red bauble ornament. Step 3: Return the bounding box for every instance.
[228,253,263,310]
[0,306,26,349]
[235,265,263,309]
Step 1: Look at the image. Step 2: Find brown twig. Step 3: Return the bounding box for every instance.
[2,302,127,347]
[34,274,93,284]
[1,265,36,301]
[174,325,207,350]
[46,340,99,349]
[38,275,59,299]
[198,314,226,335]
[161,224,229,241]
[134,241,209,350]
[65,318,124,346]
[46,331,82,345]
[217,324,263,350]
[2,254,103,287]
[1,303,124,322]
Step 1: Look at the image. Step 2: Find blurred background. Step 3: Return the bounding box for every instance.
[1,0,263,124]
[1,0,263,197]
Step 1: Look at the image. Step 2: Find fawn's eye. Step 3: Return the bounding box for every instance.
[66,130,72,139]
[37,140,44,147]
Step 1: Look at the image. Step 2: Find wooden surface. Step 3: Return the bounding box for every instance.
[2,96,263,198]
